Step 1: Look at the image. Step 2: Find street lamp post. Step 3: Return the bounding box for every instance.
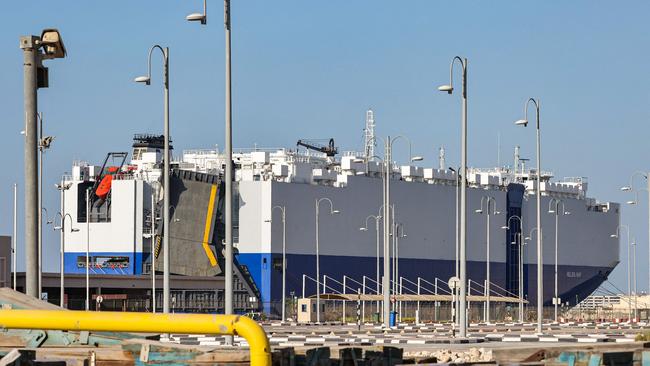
[382,136,422,327]
[38,112,54,297]
[475,196,499,323]
[438,56,468,337]
[315,198,339,323]
[502,215,524,323]
[85,188,90,311]
[548,198,569,323]
[514,97,543,333]
[135,44,171,314]
[186,0,234,329]
[632,239,638,321]
[267,205,287,321]
[20,29,66,299]
[621,173,649,297]
[55,180,73,307]
[12,183,17,291]
[611,225,631,321]
[54,212,77,308]
[360,214,382,314]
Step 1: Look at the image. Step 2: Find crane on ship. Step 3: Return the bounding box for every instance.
[296,138,338,157]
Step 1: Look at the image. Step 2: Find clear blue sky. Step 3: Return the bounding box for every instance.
[1,1,649,292]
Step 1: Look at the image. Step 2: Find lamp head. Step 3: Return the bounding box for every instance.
[71,228,80,233]
[495,211,501,215]
[621,186,632,191]
[352,158,365,163]
[332,210,340,214]
[565,211,571,215]
[134,76,151,85]
[186,13,207,24]
[524,236,531,241]
[501,225,509,230]
[627,200,637,205]
[548,209,555,214]
[411,156,424,162]
[515,119,528,127]
[474,209,483,214]
[437,85,453,94]
[610,234,618,238]
[359,227,368,231]
[40,29,67,59]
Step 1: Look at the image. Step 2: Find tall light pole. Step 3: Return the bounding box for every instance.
[187,0,234,325]
[502,215,524,322]
[315,197,339,323]
[55,181,73,307]
[632,239,638,321]
[476,196,499,323]
[85,188,90,311]
[621,173,649,297]
[150,193,156,313]
[382,136,422,327]
[20,29,66,298]
[548,198,569,322]
[267,205,287,321]
[12,183,17,291]
[438,56,468,337]
[448,166,461,326]
[514,97,543,333]
[54,212,77,308]
[611,225,631,320]
[360,214,382,314]
[135,44,171,313]
[38,112,54,297]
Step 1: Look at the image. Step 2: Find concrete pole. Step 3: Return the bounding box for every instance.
[486,200,491,324]
[554,202,559,322]
[315,201,320,323]
[534,102,543,333]
[281,207,286,322]
[519,233,524,323]
[633,241,637,321]
[383,139,391,327]
[20,35,39,298]
[647,176,649,298]
[13,183,17,291]
[59,180,65,307]
[459,58,468,337]
[375,218,380,314]
[162,47,171,315]
[38,112,43,297]
[85,188,90,311]
[224,0,234,329]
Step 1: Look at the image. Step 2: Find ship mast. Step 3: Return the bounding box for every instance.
[364,109,375,160]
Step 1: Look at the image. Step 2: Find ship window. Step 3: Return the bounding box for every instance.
[301,304,307,312]
[133,148,143,160]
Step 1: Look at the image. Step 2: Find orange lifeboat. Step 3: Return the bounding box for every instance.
[96,175,113,200]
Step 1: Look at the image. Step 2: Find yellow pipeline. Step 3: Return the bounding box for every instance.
[0,310,271,366]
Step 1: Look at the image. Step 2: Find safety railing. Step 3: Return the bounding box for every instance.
[0,310,271,366]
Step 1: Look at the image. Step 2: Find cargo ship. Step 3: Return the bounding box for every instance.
[59,113,620,316]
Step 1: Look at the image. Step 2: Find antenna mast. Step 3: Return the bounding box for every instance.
[364,109,375,160]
